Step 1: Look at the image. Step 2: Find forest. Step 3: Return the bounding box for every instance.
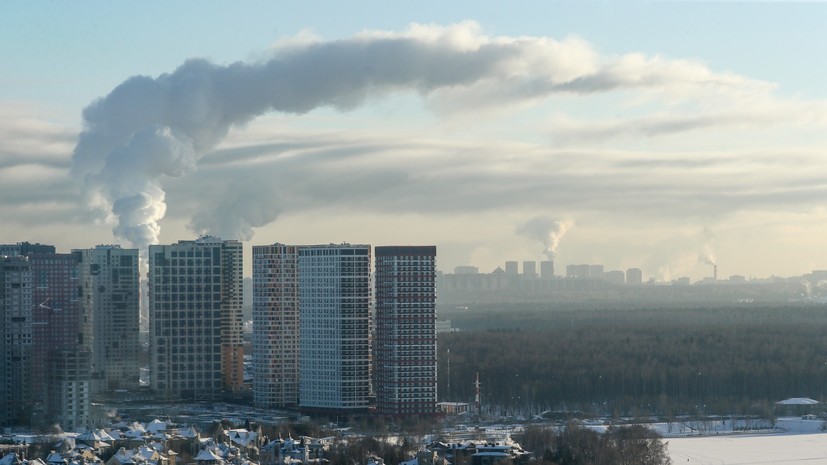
[437,302,827,416]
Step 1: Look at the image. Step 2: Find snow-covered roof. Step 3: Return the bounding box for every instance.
[195,449,223,463]
[111,448,136,465]
[146,421,166,434]
[227,430,256,448]
[46,452,66,465]
[776,397,820,405]
[77,432,100,441]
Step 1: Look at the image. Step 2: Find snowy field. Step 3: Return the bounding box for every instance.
[665,418,827,464]
[668,434,827,464]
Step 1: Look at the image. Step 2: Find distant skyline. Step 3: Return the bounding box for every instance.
[3,2,827,281]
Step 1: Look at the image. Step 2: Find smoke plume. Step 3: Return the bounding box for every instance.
[516,216,574,259]
[698,245,717,266]
[71,21,752,250]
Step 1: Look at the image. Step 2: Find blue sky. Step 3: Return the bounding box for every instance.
[5,2,826,111]
[3,2,827,281]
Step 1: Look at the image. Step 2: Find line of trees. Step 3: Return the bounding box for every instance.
[438,304,827,415]
[515,424,671,465]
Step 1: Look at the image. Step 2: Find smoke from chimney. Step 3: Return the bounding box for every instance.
[70,21,727,250]
[516,216,574,260]
[71,23,602,250]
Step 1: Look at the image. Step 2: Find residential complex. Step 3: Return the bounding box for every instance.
[3,237,440,427]
[374,246,438,416]
[148,237,243,401]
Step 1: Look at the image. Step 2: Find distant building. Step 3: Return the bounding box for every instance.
[540,261,554,280]
[374,246,437,416]
[435,319,453,334]
[148,237,244,401]
[0,242,56,257]
[252,243,300,409]
[567,264,590,278]
[504,261,518,275]
[454,266,479,275]
[604,270,625,285]
[522,261,537,278]
[588,265,604,279]
[626,268,643,285]
[299,244,371,413]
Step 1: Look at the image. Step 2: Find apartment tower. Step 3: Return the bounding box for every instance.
[252,243,300,408]
[0,256,33,427]
[75,246,140,394]
[298,244,371,413]
[374,246,438,416]
[149,237,243,400]
[29,251,90,431]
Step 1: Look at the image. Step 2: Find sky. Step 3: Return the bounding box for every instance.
[3,1,827,281]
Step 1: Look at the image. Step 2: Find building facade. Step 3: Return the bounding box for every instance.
[252,243,300,408]
[75,246,140,394]
[374,246,438,415]
[149,237,243,400]
[298,244,371,413]
[28,252,90,431]
[0,256,33,427]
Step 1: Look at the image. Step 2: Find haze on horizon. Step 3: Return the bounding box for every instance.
[2,2,827,281]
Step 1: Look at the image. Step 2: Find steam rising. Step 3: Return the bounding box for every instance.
[698,246,717,266]
[517,216,574,259]
[71,21,752,250]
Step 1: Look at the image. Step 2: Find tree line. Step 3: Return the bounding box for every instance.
[438,303,827,415]
[515,424,671,465]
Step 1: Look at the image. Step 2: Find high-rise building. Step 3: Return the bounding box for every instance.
[626,268,643,285]
[540,260,554,280]
[149,237,243,401]
[75,246,140,394]
[0,256,33,427]
[522,261,537,278]
[589,264,604,279]
[374,246,437,416]
[28,252,90,431]
[567,264,591,278]
[504,261,519,275]
[0,242,55,257]
[299,244,371,413]
[252,243,300,409]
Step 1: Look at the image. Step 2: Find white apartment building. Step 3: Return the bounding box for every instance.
[252,243,300,408]
[298,244,371,413]
[149,237,243,400]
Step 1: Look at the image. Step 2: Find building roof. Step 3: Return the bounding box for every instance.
[776,397,820,405]
[195,449,223,463]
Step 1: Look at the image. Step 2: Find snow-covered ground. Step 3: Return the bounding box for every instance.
[665,417,827,464]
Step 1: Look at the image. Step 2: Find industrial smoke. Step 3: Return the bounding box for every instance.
[70,21,741,250]
[517,216,574,260]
